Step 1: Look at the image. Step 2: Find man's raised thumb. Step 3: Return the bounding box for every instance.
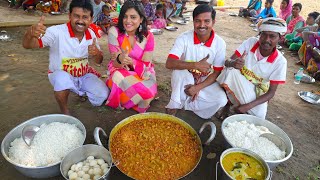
[92,38,97,46]
[39,16,45,25]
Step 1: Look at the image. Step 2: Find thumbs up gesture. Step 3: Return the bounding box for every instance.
[232,51,247,70]
[195,54,211,73]
[31,16,47,39]
[88,38,99,56]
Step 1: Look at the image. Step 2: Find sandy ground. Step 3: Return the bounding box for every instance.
[0,0,320,179]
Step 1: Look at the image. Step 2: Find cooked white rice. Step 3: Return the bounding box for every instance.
[8,122,84,167]
[224,120,286,161]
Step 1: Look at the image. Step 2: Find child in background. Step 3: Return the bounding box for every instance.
[96,4,114,34]
[107,0,117,11]
[152,4,167,29]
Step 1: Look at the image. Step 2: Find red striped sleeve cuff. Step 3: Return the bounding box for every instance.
[213,66,224,71]
[38,39,44,48]
[270,80,285,84]
[168,54,180,60]
[235,50,241,57]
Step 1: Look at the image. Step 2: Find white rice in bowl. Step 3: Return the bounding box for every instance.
[223,120,286,161]
[8,122,84,167]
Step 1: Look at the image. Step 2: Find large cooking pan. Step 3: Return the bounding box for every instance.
[94,112,216,179]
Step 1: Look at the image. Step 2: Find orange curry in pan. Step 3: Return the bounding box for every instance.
[110,118,202,180]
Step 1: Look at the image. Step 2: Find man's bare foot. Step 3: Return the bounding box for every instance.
[215,105,230,120]
[166,108,178,116]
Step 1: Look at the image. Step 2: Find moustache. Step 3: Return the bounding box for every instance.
[261,42,271,46]
[76,23,85,26]
[197,27,207,30]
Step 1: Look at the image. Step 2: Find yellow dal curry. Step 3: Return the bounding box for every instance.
[222,152,266,180]
[110,118,201,180]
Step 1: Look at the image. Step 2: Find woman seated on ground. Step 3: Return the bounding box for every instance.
[299,16,320,66]
[298,18,320,80]
[278,0,292,21]
[286,12,319,51]
[105,0,157,113]
[152,4,167,29]
[284,3,305,42]
[238,0,262,18]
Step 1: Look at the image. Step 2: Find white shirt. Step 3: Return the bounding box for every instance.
[39,22,100,77]
[92,0,105,23]
[234,37,287,84]
[168,30,226,71]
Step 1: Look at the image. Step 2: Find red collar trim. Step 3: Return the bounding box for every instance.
[66,22,92,40]
[193,30,215,47]
[250,42,278,63]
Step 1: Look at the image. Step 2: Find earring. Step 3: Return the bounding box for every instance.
[139,24,142,32]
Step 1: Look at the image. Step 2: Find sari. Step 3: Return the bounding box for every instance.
[285,15,305,36]
[299,33,320,66]
[279,0,292,21]
[105,26,157,113]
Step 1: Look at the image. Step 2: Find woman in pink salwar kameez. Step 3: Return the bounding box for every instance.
[105,0,157,113]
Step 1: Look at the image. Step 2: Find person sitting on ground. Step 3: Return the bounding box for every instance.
[107,0,117,10]
[286,12,319,51]
[22,0,109,114]
[253,0,276,22]
[216,17,287,119]
[238,0,262,18]
[151,4,167,29]
[165,4,228,119]
[96,4,114,34]
[284,3,305,40]
[298,15,320,67]
[141,0,156,26]
[92,0,105,23]
[105,0,157,113]
[278,0,292,21]
[21,0,38,11]
[163,0,180,23]
[299,17,320,80]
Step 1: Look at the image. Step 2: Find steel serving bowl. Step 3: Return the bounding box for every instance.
[221,114,293,170]
[94,112,216,179]
[60,144,112,180]
[1,114,86,178]
[219,148,271,180]
[298,91,320,104]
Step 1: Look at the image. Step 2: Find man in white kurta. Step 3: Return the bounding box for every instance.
[165,4,228,119]
[216,17,288,119]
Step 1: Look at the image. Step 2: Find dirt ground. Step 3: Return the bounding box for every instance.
[0,0,320,180]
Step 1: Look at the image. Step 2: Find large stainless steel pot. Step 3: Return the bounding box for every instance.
[218,148,271,180]
[1,114,86,178]
[221,114,293,170]
[93,112,216,179]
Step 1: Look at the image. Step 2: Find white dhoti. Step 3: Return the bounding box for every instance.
[48,70,109,106]
[216,68,268,119]
[166,70,228,119]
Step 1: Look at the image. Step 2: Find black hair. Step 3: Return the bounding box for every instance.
[156,3,164,10]
[293,3,302,11]
[266,0,274,5]
[192,4,216,21]
[282,0,289,4]
[69,0,94,17]
[308,11,320,21]
[102,4,112,11]
[117,0,148,43]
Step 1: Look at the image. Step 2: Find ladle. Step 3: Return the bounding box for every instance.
[260,133,286,151]
[21,125,40,146]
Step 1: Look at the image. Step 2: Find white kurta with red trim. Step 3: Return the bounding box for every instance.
[38,22,109,106]
[166,30,228,119]
[217,37,287,119]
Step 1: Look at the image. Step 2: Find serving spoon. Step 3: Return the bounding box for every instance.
[22,125,40,146]
[260,133,286,152]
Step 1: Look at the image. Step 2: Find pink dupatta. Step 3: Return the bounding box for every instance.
[279,0,292,21]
